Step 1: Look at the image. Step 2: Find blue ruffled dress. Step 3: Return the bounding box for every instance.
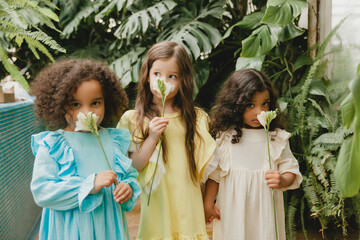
[30,128,141,240]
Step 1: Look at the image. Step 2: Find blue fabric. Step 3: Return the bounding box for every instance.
[30,128,141,240]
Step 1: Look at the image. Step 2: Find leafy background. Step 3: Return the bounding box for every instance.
[1,0,359,239]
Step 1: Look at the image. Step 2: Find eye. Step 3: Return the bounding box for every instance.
[263,102,270,106]
[92,100,103,106]
[245,103,254,108]
[71,102,80,108]
[154,72,161,77]
[169,74,177,79]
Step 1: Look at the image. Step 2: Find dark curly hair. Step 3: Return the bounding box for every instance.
[30,58,128,130]
[210,68,282,143]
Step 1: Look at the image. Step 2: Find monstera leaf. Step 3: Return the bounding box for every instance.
[262,0,307,25]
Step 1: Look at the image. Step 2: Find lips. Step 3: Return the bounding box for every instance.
[252,119,260,124]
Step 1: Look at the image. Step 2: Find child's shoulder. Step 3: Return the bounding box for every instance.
[270,128,291,140]
[31,130,66,155]
[195,107,210,121]
[121,110,138,119]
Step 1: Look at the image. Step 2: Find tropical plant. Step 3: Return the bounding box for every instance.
[335,65,360,198]
[0,0,65,90]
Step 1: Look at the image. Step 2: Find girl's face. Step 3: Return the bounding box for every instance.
[64,79,105,131]
[148,57,180,103]
[243,90,270,128]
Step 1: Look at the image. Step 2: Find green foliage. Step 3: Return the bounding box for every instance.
[0,0,65,90]
[335,69,360,198]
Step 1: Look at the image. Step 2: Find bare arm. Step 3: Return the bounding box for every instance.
[130,117,169,171]
[265,170,296,189]
[203,179,220,223]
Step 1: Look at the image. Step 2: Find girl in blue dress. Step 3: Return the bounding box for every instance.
[30,58,141,240]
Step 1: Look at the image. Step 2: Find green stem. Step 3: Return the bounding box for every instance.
[96,134,111,170]
[95,132,126,239]
[266,129,279,240]
[147,97,166,206]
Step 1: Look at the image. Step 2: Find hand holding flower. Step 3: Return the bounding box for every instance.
[113,182,133,204]
[265,170,296,189]
[148,117,169,142]
[147,77,174,205]
[91,170,119,194]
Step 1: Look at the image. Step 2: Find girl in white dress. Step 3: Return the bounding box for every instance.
[203,69,302,240]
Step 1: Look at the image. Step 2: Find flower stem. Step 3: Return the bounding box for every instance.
[96,134,111,170]
[266,129,279,240]
[147,98,166,206]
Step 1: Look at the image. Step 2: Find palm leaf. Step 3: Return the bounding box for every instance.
[114,1,177,40]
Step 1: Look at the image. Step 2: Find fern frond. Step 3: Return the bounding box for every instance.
[308,156,329,189]
[286,196,299,240]
[24,36,54,61]
[0,45,29,90]
[300,197,308,240]
[297,60,320,142]
[315,16,349,61]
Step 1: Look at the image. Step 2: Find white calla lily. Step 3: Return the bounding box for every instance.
[75,112,99,134]
[152,77,174,101]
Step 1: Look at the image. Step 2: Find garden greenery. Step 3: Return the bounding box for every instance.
[1,0,359,238]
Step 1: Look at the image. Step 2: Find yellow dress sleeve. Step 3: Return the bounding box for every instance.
[194,108,217,181]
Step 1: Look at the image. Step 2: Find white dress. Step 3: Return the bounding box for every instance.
[209,128,302,240]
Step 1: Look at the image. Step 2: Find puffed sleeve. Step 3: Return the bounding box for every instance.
[30,131,103,212]
[269,129,302,190]
[108,129,141,211]
[194,108,216,182]
[116,110,140,152]
[277,141,303,190]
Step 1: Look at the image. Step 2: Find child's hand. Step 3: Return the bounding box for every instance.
[148,117,169,141]
[113,182,133,204]
[92,170,119,194]
[204,202,221,224]
[265,170,296,189]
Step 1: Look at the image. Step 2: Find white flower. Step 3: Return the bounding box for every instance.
[257,110,277,129]
[152,77,174,101]
[75,112,99,134]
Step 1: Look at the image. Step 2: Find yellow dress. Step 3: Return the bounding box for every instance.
[117,109,216,240]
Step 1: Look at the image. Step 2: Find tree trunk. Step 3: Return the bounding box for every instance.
[308,0,319,59]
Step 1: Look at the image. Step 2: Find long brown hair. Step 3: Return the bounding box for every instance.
[135,41,200,183]
[210,69,282,143]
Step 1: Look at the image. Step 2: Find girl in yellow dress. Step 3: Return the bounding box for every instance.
[117,41,216,239]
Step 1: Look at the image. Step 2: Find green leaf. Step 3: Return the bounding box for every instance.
[294,55,313,71]
[241,25,282,57]
[235,56,265,71]
[262,0,307,25]
[335,73,360,197]
[110,47,146,86]
[114,1,177,40]
[340,93,355,129]
[223,10,265,39]
[279,22,305,41]
[193,60,210,98]
[335,136,360,197]
[0,46,29,90]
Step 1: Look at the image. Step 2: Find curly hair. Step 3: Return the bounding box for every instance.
[210,68,282,143]
[30,58,128,130]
